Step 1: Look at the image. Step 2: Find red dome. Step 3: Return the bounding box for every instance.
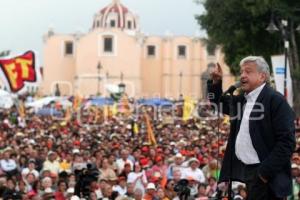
[93,0,137,30]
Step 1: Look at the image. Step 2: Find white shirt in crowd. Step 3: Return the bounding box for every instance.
[235,83,265,165]
[116,158,133,174]
[21,168,39,179]
[0,159,17,172]
[42,160,60,174]
[112,185,127,196]
[127,171,147,195]
[181,167,206,183]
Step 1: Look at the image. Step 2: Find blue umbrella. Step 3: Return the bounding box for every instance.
[137,98,173,106]
[88,97,114,106]
[36,108,63,117]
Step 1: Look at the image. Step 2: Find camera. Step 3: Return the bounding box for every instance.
[173,179,191,200]
[74,163,100,198]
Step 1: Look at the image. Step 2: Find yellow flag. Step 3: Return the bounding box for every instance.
[111,103,118,116]
[223,115,230,125]
[94,107,102,123]
[64,107,71,121]
[118,94,131,116]
[72,95,82,111]
[18,100,26,118]
[182,96,195,121]
[144,114,157,146]
[103,105,109,119]
[133,122,139,135]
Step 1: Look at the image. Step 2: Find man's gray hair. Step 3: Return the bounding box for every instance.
[240,56,270,82]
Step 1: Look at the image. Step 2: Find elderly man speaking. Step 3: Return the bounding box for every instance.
[207,56,296,200]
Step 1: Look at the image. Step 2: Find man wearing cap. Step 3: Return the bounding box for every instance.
[181,158,205,184]
[167,153,185,180]
[143,183,156,200]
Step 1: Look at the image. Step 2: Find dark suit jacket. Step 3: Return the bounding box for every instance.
[207,80,296,197]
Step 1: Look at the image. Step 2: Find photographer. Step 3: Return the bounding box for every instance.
[74,163,100,198]
[173,179,191,200]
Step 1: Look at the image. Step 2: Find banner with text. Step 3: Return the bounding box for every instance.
[271,55,293,107]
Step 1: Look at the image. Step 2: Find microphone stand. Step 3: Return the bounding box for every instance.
[227,90,235,200]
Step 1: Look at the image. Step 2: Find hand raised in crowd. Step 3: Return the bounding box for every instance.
[210,62,223,84]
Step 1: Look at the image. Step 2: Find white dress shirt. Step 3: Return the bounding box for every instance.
[235,83,266,164]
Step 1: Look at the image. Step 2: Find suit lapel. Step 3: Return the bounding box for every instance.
[249,84,269,119]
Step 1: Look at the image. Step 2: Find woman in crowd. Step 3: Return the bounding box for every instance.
[127,162,147,195]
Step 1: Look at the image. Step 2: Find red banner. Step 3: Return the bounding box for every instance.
[0,51,36,93]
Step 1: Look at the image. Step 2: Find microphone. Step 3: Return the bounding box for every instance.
[223,81,241,95]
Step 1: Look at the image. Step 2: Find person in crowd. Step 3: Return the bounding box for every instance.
[195,183,209,200]
[99,158,118,182]
[167,153,185,180]
[156,187,169,200]
[116,150,134,175]
[127,162,147,195]
[0,149,18,178]
[143,183,157,200]
[112,176,127,196]
[42,151,60,176]
[21,159,39,180]
[54,180,67,200]
[181,158,205,183]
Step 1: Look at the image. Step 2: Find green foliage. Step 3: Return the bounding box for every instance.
[196,0,300,76]
[292,67,300,80]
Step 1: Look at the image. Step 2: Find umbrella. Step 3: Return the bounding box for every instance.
[137,98,173,106]
[26,96,58,108]
[36,108,63,117]
[105,84,120,94]
[86,97,114,106]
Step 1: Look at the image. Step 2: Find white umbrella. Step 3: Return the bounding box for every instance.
[25,96,58,108]
[105,84,120,94]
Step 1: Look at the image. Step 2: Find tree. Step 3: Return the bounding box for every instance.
[196,0,300,114]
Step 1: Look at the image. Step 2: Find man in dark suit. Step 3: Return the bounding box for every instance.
[207,56,296,199]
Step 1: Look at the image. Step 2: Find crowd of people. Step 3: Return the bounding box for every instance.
[0,97,299,200]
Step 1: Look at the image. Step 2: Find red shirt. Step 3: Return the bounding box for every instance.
[54,191,66,200]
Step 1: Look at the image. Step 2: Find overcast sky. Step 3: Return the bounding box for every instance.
[0,0,205,63]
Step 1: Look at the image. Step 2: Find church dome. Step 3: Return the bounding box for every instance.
[92,0,139,31]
